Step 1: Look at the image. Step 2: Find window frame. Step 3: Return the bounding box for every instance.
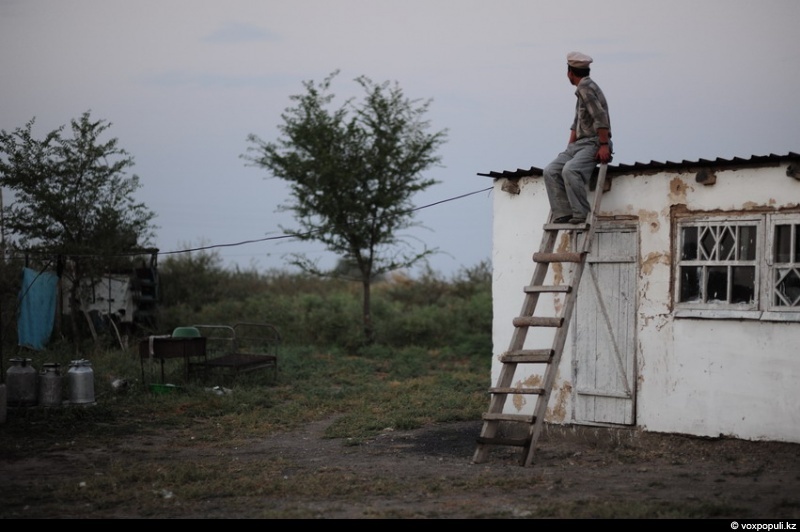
[674,212,800,322]
[764,213,800,319]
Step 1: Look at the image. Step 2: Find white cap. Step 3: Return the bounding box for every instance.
[567,51,593,68]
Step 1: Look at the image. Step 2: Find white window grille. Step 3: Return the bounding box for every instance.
[675,213,800,321]
[676,218,760,309]
[768,215,800,312]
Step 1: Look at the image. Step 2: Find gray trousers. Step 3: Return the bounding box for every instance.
[543,137,605,220]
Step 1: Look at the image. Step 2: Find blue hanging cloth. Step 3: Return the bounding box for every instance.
[18,267,59,350]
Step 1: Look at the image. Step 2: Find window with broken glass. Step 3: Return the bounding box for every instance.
[675,213,800,320]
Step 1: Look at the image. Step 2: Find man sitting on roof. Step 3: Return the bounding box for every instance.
[544,51,613,225]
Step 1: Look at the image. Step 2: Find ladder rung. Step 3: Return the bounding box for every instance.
[489,387,545,395]
[533,251,584,263]
[523,285,571,294]
[482,412,535,423]
[512,316,563,328]
[476,435,529,447]
[544,222,587,230]
[500,350,553,363]
[543,222,574,229]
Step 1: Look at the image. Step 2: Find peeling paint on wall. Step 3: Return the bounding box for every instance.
[641,251,669,276]
[514,373,544,411]
[638,210,660,233]
[547,380,572,422]
[551,232,573,287]
[669,176,692,203]
[511,394,527,411]
[743,199,778,209]
[551,262,564,286]
[553,295,564,316]
[551,239,567,312]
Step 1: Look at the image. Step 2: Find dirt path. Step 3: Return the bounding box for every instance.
[254,419,800,518]
[2,418,799,518]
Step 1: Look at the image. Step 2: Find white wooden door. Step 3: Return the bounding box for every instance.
[573,223,638,425]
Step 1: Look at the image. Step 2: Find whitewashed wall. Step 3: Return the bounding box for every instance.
[490,162,800,443]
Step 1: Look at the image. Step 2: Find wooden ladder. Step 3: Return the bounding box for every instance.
[473,163,609,467]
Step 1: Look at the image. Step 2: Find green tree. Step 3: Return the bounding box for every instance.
[159,246,230,310]
[243,71,447,344]
[0,111,156,348]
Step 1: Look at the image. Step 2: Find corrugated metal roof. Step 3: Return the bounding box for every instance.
[478,152,800,179]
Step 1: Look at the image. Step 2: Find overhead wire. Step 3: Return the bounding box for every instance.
[157,185,494,257]
[2,185,495,261]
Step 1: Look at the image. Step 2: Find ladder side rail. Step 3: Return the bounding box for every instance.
[523,163,608,466]
[473,362,519,463]
[475,164,609,467]
[508,223,562,353]
[580,163,608,255]
[534,165,606,373]
[535,165,606,387]
[496,226,564,384]
[523,228,561,302]
[474,227,560,462]
[474,222,562,463]
[491,224,562,400]
[522,257,588,466]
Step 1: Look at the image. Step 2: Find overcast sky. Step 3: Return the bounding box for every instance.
[1,0,798,277]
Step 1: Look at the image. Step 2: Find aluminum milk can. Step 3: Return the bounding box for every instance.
[68,359,95,405]
[38,363,63,407]
[6,357,37,407]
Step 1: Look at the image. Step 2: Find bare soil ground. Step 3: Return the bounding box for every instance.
[2,417,800,519]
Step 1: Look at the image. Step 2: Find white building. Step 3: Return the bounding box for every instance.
[481,152,800,443]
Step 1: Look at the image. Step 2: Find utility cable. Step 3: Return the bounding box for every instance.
[7,186,495,260]
[132,186,494,257]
